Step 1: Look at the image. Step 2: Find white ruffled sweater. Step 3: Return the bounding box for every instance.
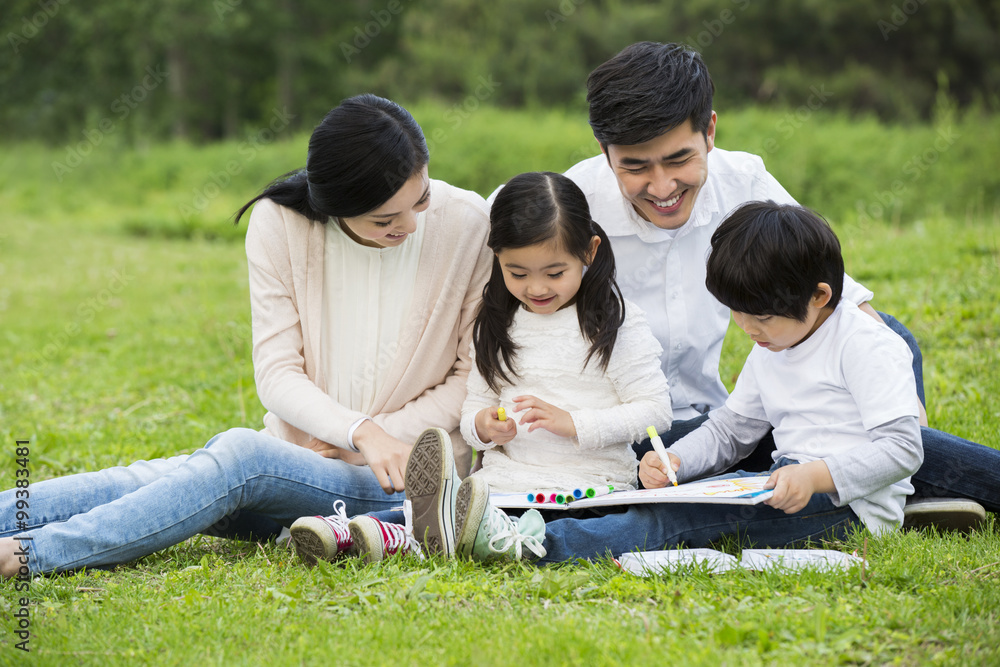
[461,300,672,493]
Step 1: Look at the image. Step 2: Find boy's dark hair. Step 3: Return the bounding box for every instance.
[587,41,715,148]
[706,201,844,322]
[475,172,626,393]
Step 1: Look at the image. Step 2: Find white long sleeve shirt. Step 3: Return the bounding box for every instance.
[563,148,874,420]
[461,301,672,493]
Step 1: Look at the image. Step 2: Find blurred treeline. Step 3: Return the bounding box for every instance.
[3,0,999,144]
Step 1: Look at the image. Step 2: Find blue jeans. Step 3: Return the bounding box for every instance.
[1,428,403,574]
[634,311,1000,513]
[538,459,861,564]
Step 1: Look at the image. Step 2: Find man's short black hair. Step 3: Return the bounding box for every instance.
[587,41,714,148]
[706,201,845,322]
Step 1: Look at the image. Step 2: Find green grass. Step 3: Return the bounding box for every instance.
[1,107,998,665]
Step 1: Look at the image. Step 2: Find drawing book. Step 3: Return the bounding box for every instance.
[617,548,864,576]
[491,475,774,510]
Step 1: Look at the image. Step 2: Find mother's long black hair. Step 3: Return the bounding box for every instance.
[234,94,428,224]
[474,172,626,393]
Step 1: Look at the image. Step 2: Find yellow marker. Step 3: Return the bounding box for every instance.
[646,425,678,486]
[497,407,507,421]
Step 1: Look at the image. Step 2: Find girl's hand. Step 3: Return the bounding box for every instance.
[512,395,576,437]
[639,450,681,489]
[475,407,517,445]
[764,460,834,514]
[351,420,412,494]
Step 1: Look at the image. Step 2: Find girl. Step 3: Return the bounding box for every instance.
[0,94,491,576]
[397,171,673,562]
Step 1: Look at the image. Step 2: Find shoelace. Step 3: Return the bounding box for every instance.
[317,499,352,550]
[379,501,424,559]
[486,510,546,560]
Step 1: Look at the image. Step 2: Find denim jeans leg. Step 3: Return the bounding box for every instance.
[911,426,1000,513]
[878,310,926,405]
[538,461,860,564]
[17,428,403,574]
[0,454,193,538]
[538,490,859,564]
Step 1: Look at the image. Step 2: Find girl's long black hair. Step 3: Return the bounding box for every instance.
[474,171,626,393]
[233,93,429,224]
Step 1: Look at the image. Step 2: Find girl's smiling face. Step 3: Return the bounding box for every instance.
[337,167,430,248]
[496,237,599,314]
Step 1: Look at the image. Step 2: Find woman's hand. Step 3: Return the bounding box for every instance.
[764,460,834,514]
[639,450,681,489]
[512,395,576,437]
[302,438,366,466]
[475,407,518,446]
[352,420,412,494]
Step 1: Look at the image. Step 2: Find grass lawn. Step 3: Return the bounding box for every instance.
[0,113,998,665]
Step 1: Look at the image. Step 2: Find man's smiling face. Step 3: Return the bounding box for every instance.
[604,112,716,230]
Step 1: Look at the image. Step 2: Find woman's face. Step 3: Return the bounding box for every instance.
[337,167,431,248]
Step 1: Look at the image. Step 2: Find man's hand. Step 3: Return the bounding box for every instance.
[639,450,681,489]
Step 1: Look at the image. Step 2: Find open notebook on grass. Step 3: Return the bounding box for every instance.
[491,475,774,510]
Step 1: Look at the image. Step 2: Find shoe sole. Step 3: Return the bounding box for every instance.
[348,517,384,564]
[405,428,457,555]
[455,476,490,559]
[289,517,340,567]
[903,498,987,533]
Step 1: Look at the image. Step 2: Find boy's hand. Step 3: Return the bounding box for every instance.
[639,450,681,489]
[764,460,835,514]
[512,395,576,437]
[475,407,517,446]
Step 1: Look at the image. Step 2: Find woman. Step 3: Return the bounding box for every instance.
[0,94,491,576]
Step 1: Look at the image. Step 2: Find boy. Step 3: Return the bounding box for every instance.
[433,201,924,563]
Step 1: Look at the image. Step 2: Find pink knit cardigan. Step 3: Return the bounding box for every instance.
[244,179,492,474]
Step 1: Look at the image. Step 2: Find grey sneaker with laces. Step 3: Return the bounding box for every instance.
[348,511,424,563]
[289,500,353,566]
[404,428,460,556]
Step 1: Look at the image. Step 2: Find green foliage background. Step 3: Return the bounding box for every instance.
[3,0,1000,143]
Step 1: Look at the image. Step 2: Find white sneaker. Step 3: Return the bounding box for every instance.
[289,500,353,566]
[455,476,546,561]
[903,497,986,533]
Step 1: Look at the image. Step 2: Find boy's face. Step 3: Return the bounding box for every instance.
[732,284,834,353]
[603,113,716,230]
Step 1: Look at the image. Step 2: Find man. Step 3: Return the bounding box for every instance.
[562,41,995,528]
